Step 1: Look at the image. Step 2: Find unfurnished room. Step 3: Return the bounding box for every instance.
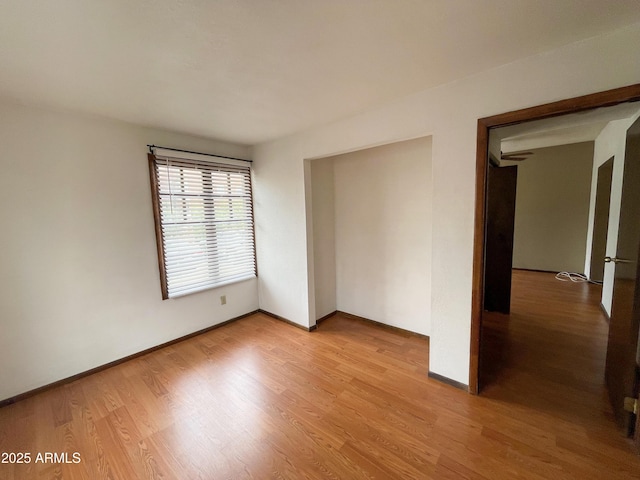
[1,1,640,479]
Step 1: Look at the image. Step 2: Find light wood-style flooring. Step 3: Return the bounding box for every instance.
[481,269,640,477]
[1,272,639,479]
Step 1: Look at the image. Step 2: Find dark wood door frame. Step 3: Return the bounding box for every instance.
[470,83,640,395]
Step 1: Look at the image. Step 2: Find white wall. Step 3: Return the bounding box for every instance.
[512,142,594,273]
[0,100,258,401]
[310,159,337,319]
[253,23,640,385]
[331,138,431,335]
[585,109,640,315]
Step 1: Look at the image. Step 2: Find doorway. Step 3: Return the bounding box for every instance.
[470,84,640,443]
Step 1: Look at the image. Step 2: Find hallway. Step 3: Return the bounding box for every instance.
[480,270,636,457]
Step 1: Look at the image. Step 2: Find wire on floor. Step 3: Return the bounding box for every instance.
[555,271,603,285]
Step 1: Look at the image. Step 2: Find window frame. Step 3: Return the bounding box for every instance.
[147,152,256,300]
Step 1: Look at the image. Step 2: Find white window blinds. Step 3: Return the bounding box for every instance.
[149,151,256,299]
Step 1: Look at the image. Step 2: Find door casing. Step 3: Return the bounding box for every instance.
[470,83,640,395]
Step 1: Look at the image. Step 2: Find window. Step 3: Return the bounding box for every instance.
[148,148,256,299]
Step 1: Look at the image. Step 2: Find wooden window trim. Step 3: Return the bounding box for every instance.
[147,152,257,300]
[148,153,170,299]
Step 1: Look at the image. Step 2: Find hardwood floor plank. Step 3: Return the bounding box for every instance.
[338,440,411,480]
[435,454,491,480]
[480,427,603,480]
[93,410,147,480]
[1,279,639,479]
[555,435,640,478]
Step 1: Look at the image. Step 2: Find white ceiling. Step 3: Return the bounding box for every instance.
[1,1,640,146]
[497,101,640,155]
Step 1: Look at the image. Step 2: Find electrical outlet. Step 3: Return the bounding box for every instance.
[220,295,226,305]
